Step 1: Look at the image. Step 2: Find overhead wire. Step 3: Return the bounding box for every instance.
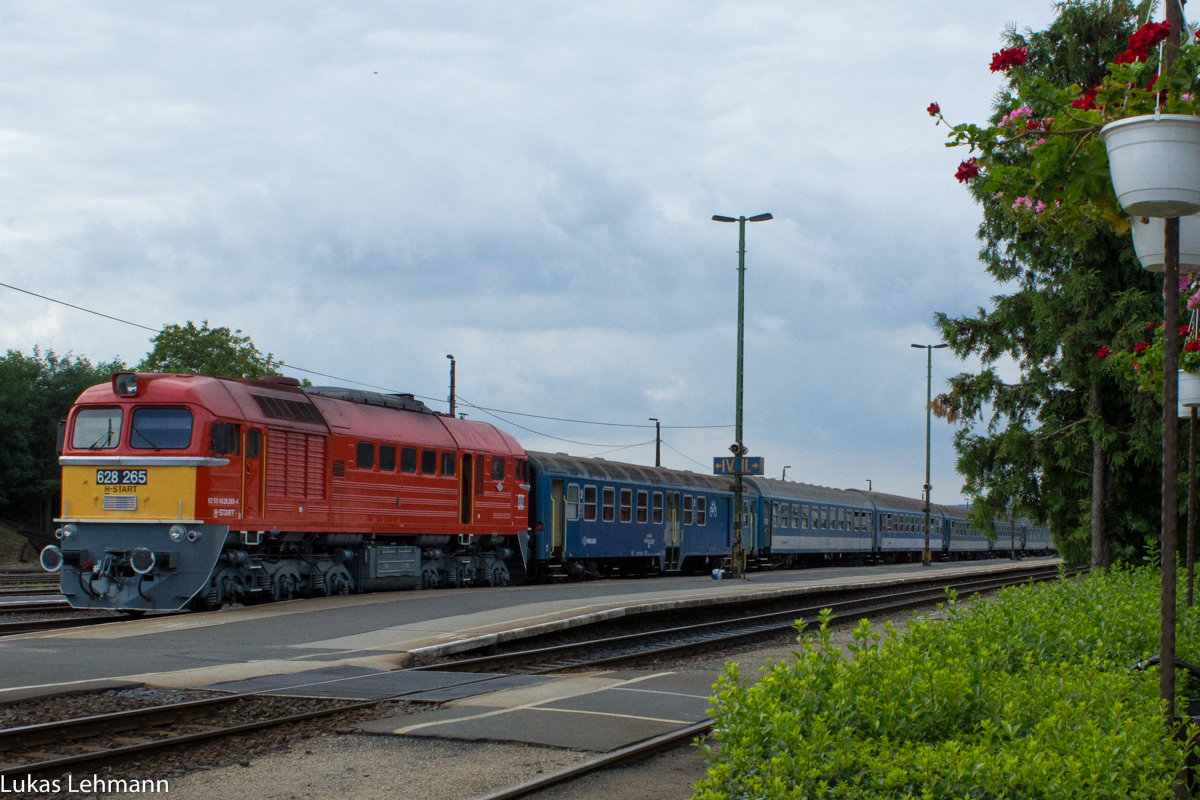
[1,279,732,441]
[660,439,712,471]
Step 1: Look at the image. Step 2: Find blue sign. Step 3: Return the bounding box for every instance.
[712,456,764,475]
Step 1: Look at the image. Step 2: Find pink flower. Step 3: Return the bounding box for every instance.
[1035,201,1047,213]
[1188,289,1200,310]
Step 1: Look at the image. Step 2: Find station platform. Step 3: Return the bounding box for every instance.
[0,557,1059,704]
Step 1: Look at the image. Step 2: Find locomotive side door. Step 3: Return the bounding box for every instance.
[242,428,263,520]
[460,454,474,524]
[550,480,565,556]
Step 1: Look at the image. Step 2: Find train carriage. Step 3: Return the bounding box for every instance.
[746,479,875,556]
[525,451,732,577]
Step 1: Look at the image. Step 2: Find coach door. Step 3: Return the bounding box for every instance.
[242,428,263,519]
[665,491,681,570]
[550,480,565,556]
[460,454,474,524]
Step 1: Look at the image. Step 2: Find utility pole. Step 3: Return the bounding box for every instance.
[912,343,948,566]
[866,479,872,493]
[782,465,790,481]
[1161,0,1184,727]
[713,212,772,580]
[648,418,661,467]
[446,355,456,418]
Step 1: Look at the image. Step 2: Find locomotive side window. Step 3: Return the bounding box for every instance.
[400,447,417,473]
[567,484,580,520]
[491,457,505,481]
[210,422,240,455]
[72,408,123,450]
[356,442,374,470]
[619,489,632,522]
[652,492,663,524]
[583,486,597,521]
[696,496,706,526]
[636,491,648,523]
[245,429,261,459]
[602,488,615,522]
[441,451,456,477]
[421,450,437,475]
[130,408,193,450]
[379,445,396,472]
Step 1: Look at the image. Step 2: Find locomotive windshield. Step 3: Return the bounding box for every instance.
[71,408,123,450]
[129,408,194,450]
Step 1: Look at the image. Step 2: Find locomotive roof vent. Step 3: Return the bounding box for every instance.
[305,386,435,415]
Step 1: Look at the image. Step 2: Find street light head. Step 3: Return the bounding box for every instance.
[446,354,454,360]
[910,344,925,349]
[712,215,737,223]
[933,344,950,349]
[747,213,773,222]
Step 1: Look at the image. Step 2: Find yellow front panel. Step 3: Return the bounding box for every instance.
[61,466,197,521]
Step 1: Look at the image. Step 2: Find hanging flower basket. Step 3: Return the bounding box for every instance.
[1100,115,1200,218]
[1131,214,1200,272]
[1181,369,1200,414]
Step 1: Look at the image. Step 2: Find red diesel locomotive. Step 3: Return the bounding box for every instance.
[45,372,529,610]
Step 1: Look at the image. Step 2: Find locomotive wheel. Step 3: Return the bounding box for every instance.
[421,566,439,590]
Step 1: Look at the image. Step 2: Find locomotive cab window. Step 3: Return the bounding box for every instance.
[210,422,240,456]
[441,451,456,477]
[379,445,396,472]
[619,489,632,522]
[602,488,615,522]
[400,447,417,473]
[130,408,193,450]
[567,484,581,520]
[696,496,706,526]
[636,490,648,523]
[72,408,123,450]
[421,450,437,475]
[583,486,597,521]
[357,442,375,470]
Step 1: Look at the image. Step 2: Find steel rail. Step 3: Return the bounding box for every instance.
[425,566,1071,674]
[0,599,71,614]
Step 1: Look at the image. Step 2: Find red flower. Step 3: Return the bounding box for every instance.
[1186,341,1200,353]
[1116,21,1172,64]
[990,47,1028,72]
[1181,325,1192,338]
[1096,346,1110,359]
[1147,322,1156,331]
[1070,86,1098,110]
[927,102,940,117]
[1160,321,1166,327]
[955,158,980,183]
[1135,341,1150,354]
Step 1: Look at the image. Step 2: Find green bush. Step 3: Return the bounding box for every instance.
[696,566,1199,799]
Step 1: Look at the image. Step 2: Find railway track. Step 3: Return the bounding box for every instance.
[0,564,1077,781]
[0,569,58,595]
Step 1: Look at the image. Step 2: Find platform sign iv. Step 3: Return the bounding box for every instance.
[712,457,764,476]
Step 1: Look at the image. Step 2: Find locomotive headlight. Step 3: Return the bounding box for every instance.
[168,524,187,542]
[129,547,156,575]
[187,530,203,543]
[61,524,77,539]
[40,545,63,573]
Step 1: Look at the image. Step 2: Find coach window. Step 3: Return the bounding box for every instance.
[602,488,615,522]
[819,507,826,529]
[130,408,193,450]
[697,496,707,526]
[72,407,123,450]
[651,492,664,524]
[356,442,374,470]
[619,489,632,522]
[636,491,648,523]
[800,506,808,528]
[379,445,396,472]
[400,447,417,473]
[421,450,437,475]
[441,452,456,477]
[792,505,800,528]
[679,495,690,525]
[567,484,581,520]
[778,504,788,529]
[583,486,597,521]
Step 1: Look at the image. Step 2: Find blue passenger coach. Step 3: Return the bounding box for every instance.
[525,451,733,578]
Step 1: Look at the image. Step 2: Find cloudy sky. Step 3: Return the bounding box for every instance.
[0,1,1065,502]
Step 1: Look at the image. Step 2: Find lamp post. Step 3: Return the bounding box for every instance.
[782,465,790,481]
[911,343,949,566]
[648,418,661,467]
[713,212,773,580]
[446,355,456,418]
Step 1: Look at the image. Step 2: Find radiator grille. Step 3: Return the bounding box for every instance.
[103,495,137,511]
[266,429,327,500]
[252,394,324,425]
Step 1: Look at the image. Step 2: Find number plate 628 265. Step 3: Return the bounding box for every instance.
[96,469,147,486]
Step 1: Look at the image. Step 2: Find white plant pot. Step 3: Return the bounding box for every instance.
[1100,115,1200,218]
[1180,370,1200,417]
[1131,214,1200,272]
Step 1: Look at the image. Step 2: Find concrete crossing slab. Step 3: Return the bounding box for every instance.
[204,665,549,702]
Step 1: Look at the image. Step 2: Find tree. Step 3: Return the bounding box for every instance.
[136,320,281,379]
[932,0,1167,567]
[0,348,126,531]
